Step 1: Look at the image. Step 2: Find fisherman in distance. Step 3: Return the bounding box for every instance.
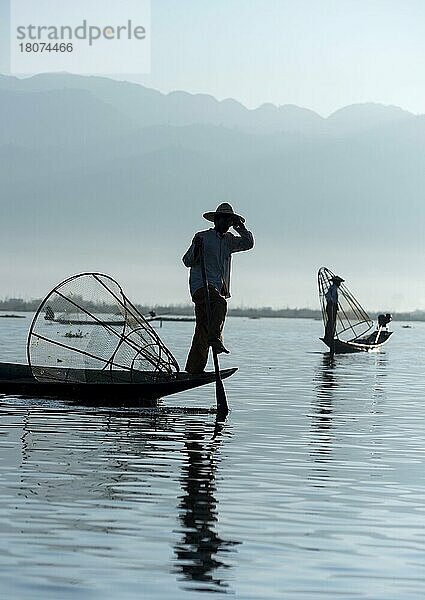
[323,274,344,344]
[182,203,254,374]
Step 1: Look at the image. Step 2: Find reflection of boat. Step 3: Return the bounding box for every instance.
[0,362,236,403]
[0,272,237,405]
[318,267,393,354]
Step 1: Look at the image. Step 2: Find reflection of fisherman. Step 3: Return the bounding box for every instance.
[324,275,344,343]
[174,427,239,592]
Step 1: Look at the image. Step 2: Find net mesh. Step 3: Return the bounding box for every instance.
[317,267,373,342]
[27,273,179,383]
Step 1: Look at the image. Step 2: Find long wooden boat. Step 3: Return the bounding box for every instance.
[9,272,236,409]
[0,362,237,405]
[46,315,195,326]
[149,316,195,323]
[320,330,393,353]
[52,318,126,326]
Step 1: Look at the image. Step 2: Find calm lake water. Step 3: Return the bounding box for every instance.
[1,313,424,599]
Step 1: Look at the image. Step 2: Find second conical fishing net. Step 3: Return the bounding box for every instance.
[318,267,373,342]
[27,273,179,383]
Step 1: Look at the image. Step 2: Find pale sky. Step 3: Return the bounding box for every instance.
[135,0,425,116]
[2,0,425,116]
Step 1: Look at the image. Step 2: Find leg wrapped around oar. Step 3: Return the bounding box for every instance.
[185,286,228,374]
[199,243,229,416]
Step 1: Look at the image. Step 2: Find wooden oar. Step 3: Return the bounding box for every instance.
[330,303,337,359]
[374,325,382,344]
[199,240,229,418]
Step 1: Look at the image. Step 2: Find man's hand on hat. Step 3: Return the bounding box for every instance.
[233,216,246,231]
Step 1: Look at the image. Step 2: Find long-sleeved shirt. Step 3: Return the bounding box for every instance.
[325,283,339,305]
[182,227,254,298]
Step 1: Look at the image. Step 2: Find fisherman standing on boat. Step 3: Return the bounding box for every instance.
[324,275,344,343]
[182,203,254,374]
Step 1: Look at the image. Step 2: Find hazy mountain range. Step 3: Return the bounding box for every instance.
[1,73,424,310]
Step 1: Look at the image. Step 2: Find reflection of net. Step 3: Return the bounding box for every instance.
[27,273,179,383]
[318,267,373,342]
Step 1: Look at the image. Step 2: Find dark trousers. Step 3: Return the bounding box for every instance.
[324,302,337,341]
[185,286,227,374]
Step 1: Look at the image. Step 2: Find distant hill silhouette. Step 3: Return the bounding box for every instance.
[0,73,325,134]
[0,72,423,310]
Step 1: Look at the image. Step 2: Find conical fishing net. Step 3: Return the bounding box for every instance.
[318,267,373,342]
[27,273,179,383]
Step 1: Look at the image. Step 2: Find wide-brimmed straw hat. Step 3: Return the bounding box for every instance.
[203,202,245,224]
[332,275,345,283]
